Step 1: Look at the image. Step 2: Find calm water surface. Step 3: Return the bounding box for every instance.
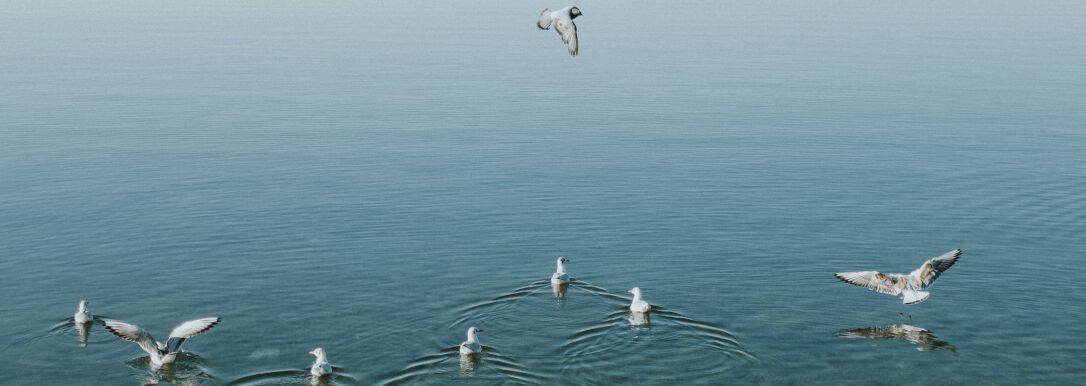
[2,1,1084,384]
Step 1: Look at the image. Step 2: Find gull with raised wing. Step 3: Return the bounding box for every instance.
[537,6,583,56]
[309,347,332,377]
[835,249,962,305]
[459,327,483,355]
[101,317,221,367]
[551,256,571,284]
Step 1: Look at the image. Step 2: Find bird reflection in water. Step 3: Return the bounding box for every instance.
[837,314,956,352]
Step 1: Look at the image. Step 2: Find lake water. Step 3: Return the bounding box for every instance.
[2,0,1084,384]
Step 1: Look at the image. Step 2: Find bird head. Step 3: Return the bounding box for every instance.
[309,347,325,358]
[570,7,582,18]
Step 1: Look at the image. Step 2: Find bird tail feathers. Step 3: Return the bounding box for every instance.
[902,290,930,305]
[537,9,552,30]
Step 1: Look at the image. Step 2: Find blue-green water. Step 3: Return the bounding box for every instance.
[2,1,1084,384]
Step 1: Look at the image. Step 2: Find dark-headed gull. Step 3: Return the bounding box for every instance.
[628,287,650,313]
[309,347,332,377]
[459,327,483,355]
[101,317,221,367]
[835,249,962,305]
[537,6,583,56]
[551,256,570,284]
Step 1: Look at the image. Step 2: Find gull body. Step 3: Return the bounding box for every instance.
[835,249,962,305]
[629,287,650,313]
[537,6,583,55]
[74,300,92,324]
[309,347,332,377]
[551,256,570,284]
[101,317,221,367]
[459,327,482,355]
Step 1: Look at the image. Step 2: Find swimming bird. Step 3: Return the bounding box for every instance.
[74,300,92,324]
[835,249,962,305]
[537,6,583,56]
[551,256,571,283]
[101,317,221,367]
[309,347,332,377]
[459,327,483,355]
[629,287,650,313]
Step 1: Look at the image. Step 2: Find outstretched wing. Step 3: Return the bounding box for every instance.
[835,271,902,295]
[918,249,961,287]
[555,17,578,55]
[165,317,221,353]
[537,9,552,30]
[101,319,161,355]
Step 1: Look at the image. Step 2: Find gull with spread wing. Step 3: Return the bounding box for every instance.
[101,317,221,367]
[835,249,962,305]
[537,6,583,56]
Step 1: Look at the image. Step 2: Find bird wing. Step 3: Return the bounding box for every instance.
[537,9,553,30]
[165,317,221,353]
[101,319,162,355]
[555,17,578,55]
[835,271,902,295]
[918,249,961,287]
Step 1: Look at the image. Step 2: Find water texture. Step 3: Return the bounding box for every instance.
[1,0,1084,384]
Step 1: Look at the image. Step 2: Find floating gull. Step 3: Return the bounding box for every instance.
[74,300,92,324]
[101,317,221,367]
[537,6,583,56]
[628,287,650,313]
[551,256,571,284]
[459,327,483,355]
[309,347,332,377]
[836,249,962,305]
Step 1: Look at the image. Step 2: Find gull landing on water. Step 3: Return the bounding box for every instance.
[628,287,650,313]
[551,256,570,284]
[309,347,332,377]
[459,327,482,355]
[537,6,582,56]
[101,317,221,367]
[835,249,962,305]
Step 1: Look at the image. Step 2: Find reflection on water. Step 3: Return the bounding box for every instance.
[125,352,214,385]
[457,352,479,377]
[551,281,568,302]
[75,321,90,348]
[628,311,650,327]
[837,323,957,352]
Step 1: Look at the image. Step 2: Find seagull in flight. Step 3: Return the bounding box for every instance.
[835,249,962,305]
[101,317,221,367]
[537,6,583,56]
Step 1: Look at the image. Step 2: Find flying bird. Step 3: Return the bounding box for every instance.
[537,6,583,56]
[835,249,962,305]
[101,317,221,367]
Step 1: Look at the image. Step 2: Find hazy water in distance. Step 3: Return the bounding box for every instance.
[2,0,1084,384]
